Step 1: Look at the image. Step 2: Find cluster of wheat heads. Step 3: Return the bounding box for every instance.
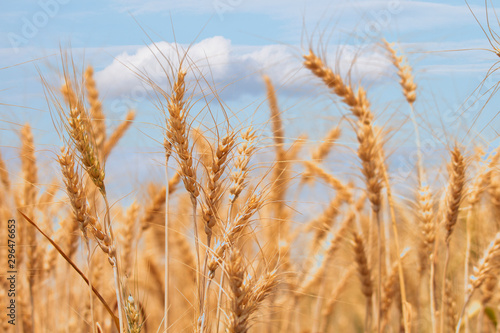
[2,37,500,333]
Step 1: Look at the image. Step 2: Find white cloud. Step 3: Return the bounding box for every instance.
[95,36,394,102]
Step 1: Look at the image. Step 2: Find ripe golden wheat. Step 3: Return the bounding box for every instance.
[2,30,500,333]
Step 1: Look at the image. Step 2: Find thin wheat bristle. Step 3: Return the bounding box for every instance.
[171,227,197,283]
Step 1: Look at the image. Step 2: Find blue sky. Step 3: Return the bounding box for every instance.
[1,0,500,191]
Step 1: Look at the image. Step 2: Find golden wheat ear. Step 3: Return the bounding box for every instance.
[61,81,106,194]
[201,131,236,240]
[444,146,467,242]
[229,127,257,203]
[382,39,417,105]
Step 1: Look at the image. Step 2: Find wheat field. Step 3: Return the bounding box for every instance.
[2,5,500,333]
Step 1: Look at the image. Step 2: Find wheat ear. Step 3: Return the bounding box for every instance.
[164,67,202,327]
[201,132,235,240]
[225,249,278,333]
[418,185,435,268]
[84,65,106,152]
[383,39,422,183]
[440,147,466,333]
[230,127,257,203]
[61,82,106,193]
[456,233,500,332]
[352,231,373,333]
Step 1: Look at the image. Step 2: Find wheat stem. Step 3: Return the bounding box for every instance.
[164,148,171,333]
